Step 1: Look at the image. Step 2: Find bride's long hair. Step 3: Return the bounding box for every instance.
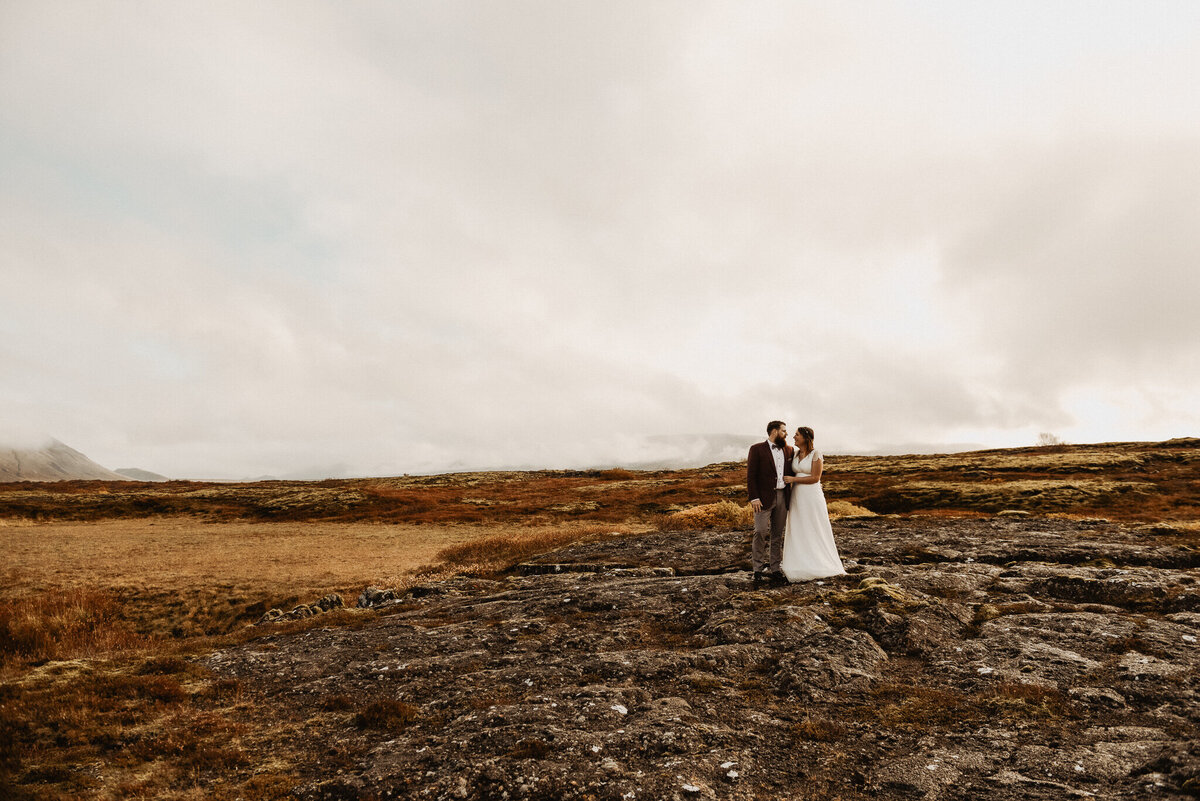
[796,426,815,455]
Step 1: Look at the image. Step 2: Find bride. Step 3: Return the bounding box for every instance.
[781,426,846,582]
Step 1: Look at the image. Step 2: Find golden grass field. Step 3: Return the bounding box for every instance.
[2,518,648,649]
[0,516,649,800]
[4,518,508,598]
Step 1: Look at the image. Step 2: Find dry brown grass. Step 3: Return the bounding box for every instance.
[661,501,753,531]
[596,468,637,480]
[662,499,873,532]
[982,682,1076,720]
[849,683,970,729]
[1,518,534,644]
[792,715,847,742]
[0,653,282,801]
[0,588,144,667]
[3,518,489,594]
[0,462,762,527]
[972,601,1049,626]
[1,517,648,651]
[434,522,645,573]
[836,450,1147,474]
[1,515,638,799]
[846,679,1077,734]
[353,698,419,730]
[826,500,875,518]
[895,478,1157,499]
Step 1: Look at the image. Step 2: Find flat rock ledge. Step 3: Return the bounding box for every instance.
[207,517,1200,800]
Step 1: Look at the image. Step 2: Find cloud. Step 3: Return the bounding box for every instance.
[936,137,1200,431]
[1,2,1197,476]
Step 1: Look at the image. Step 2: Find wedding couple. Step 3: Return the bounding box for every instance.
[747,421,846,585]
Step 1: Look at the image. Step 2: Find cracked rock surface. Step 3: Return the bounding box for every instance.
[207,517,1200,800]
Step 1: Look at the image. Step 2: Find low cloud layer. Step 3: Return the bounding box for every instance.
[2,2,1197,478]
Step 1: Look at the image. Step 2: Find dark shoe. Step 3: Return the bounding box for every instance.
[769,572,788,586]
[752,571,765,586]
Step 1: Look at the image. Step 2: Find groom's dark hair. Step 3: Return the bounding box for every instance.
[766,420,785,435]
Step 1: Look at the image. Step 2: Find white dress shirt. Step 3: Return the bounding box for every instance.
[769,438,785,490]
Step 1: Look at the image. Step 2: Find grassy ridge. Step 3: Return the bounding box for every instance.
[2,438,1196,525]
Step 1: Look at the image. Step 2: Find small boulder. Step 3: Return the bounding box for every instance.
[358,586,399,608]
[313,593,344,612]
[255,607,285,625]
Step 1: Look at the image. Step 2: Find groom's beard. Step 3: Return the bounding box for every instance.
[772,435,785,447]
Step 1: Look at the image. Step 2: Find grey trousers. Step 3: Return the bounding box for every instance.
[752,489,787,573]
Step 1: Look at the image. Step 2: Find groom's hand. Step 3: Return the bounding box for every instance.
[750,499,762,513]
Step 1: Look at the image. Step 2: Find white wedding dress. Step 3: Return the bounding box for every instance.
[781,449,846,582]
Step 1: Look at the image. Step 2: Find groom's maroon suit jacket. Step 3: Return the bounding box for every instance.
[747,440,795,511]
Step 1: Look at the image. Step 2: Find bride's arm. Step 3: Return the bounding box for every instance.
[789,455,824,485]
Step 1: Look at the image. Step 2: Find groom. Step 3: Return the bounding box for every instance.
[746,420,794,585]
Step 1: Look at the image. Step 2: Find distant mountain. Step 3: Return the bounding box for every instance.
[115,467,170,482]
[0,438,128,482]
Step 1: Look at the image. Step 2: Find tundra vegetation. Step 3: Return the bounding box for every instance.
[0,438,1197,799]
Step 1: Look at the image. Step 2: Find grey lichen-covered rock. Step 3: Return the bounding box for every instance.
[313,593,345,612]
[212,516,1200,799]
[256,592,344,625]
[356,586,400,608]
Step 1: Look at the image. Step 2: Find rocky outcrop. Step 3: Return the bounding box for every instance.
[357,586,403,608]
[207,517,1200,800]
[255,593,344,625]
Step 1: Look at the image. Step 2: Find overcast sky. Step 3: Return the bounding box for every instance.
[3,1,1198,478]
